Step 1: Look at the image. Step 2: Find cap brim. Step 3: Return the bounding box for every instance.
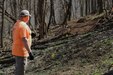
[29,14,31,17]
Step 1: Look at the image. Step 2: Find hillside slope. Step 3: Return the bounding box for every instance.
[28,17,113,75]
[1,14,113,75]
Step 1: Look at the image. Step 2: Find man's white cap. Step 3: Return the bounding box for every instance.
[20,10,31,17]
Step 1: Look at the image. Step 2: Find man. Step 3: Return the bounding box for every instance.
[12,10,34,75]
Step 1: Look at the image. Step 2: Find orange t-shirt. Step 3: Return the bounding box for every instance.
[12,20,32,57]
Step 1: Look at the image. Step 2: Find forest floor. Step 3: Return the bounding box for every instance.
[1,13,113,75]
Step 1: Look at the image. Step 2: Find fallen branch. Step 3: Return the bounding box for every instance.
[0,6,16,22]
[33,32,68,45]
[0,57,14,64]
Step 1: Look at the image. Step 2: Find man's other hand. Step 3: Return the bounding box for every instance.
[31,32,36,38]
[28,52,34,60]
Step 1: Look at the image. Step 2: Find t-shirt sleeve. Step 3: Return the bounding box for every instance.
[19,25,27,38]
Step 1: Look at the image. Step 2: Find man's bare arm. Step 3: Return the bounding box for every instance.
[22,37,31,53]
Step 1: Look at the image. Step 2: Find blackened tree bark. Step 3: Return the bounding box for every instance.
[37,0,46,39]
[112,0,113,7]
[93,0,97,13]
[85,0,88,15]
[67,0,72,21]
[80,0,83,16]
[97,0,103,14]
[34,0,39,28]
[87,0,90,14]
[62,0,72,25]
[47,0,56,32]
[90,0,93,13]
[13,0,17,18]
[0,0,5,48]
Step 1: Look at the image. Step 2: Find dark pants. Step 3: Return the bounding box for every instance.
[15,56,27,75]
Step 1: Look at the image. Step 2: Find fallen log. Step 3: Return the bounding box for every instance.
[33,32,69,46]
[0,57,14,64]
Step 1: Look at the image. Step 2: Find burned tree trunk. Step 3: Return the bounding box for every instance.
[112,0,113,7]
[0,0,5,48]
[47,0,56,32]
[63,0,72,24]
[97,0,103,14]
[37,0,47,39]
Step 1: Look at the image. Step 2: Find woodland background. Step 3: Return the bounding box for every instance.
[0,0,112,48]
[1,0,113,75]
